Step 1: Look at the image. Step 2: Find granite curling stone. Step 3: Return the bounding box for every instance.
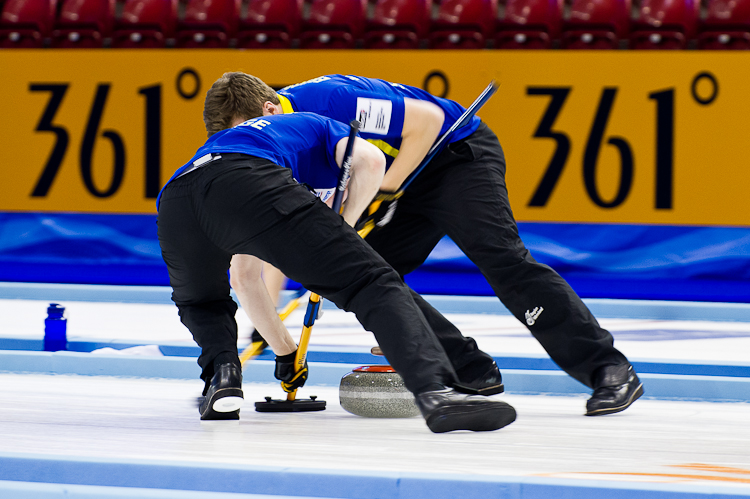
[339,365,420,418]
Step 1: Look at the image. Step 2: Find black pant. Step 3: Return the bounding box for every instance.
[157,154,456,394]
[365,123,629,388]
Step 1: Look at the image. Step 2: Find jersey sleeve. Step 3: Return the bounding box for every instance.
[328,85,406,139]
[323,117,356,174]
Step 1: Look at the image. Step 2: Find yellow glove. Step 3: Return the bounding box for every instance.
[355,190,403,234]
[274,350,308,393]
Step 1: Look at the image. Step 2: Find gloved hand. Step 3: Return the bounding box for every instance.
[274,349,308,393]
[355,190,403,234]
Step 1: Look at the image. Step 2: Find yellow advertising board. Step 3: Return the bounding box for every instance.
[1,50,748,226]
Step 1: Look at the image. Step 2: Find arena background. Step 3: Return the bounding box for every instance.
[1,50,748,302]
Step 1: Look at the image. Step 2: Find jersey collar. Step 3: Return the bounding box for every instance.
[278,94,294,114]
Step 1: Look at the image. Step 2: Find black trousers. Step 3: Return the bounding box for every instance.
[157,154,456,394]
[365,123,629,389]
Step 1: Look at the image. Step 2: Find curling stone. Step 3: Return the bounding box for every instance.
[339,365,420,418]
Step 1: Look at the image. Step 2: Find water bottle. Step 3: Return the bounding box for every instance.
[44,303,67,352]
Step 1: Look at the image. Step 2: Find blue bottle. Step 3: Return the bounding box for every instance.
[44,303,67,352]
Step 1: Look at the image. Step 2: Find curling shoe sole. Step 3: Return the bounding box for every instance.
[426,403,516,433]
[200,387,243,421]
[417,388,518,434]
[213,393,244,413]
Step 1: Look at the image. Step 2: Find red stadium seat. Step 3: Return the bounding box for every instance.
[0,0,57,47]
[236,0,303,48]
[299,0,366,49]
[111,0,179,48]
[495,0,563,49]
[174,0,241,48]
[364,0,432,49]
[697,0,750,49]
[50,0,116,47]
[561,0,630,49]
[630,0,699,49]
[428,0,497,49]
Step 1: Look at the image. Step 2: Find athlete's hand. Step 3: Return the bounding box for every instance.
[355,190,403,234]
[274,350,308,393]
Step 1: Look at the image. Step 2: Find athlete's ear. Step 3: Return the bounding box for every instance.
[262,101,280,116]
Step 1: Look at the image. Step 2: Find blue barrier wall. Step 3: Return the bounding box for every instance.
[1,212,749,302]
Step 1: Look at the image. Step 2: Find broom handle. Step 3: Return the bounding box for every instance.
[286,292,321,401]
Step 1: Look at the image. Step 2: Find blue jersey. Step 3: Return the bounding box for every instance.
[277,74,481,164]
[157,113,351,209]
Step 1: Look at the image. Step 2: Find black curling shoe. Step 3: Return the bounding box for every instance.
[586,364,644,416]
[199,363,244,421]
[415,388,517,433]
[249,327,269,352]
[454,362,505,396]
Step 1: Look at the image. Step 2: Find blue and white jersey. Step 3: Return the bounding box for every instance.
[277,74,481,164]
[157,113,352,209]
